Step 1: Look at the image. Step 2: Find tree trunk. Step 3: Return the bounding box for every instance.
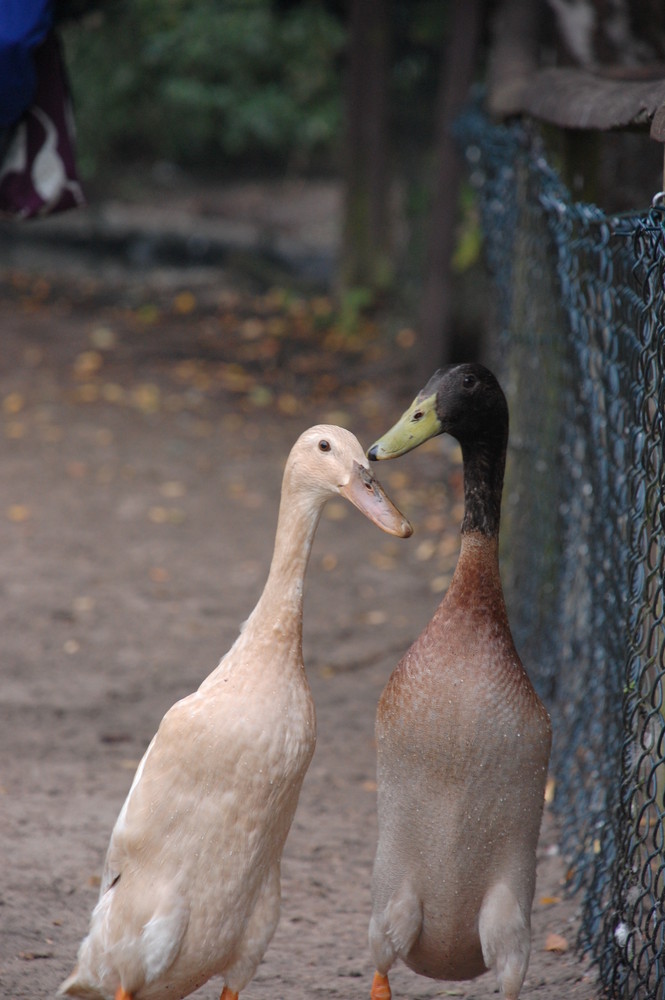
[418,0,483,381]
[340,0,392,298]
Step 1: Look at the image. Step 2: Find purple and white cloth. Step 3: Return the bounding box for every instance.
[0,26,85,218]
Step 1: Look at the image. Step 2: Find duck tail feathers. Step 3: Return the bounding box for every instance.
[57,968,108,1000]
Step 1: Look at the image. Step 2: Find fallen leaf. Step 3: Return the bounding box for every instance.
[539,896,561,906]
[160,480,186,499]
[430,573,451,594]
[416,539,437,561]
[450,500,465,522]
[73,596,95,614]
[73,350,103,378]
[173,290,196,314]
[277,393,299,416]
[545,933,569,953]
[7,504,31,522]
[148,506,186,525]
[75,383,100,403]
[396,327,416,349]
[439,534,460,557]
[3,391,25,415]
[364,610,387,626]
[370,552,396,571]
[248,385,273,408]
[132,383,161,413]
[324,502,347,521]
[135,303,160,325]
[219,364,251,393]
[148,506,169,524]
[323,408,351,427]
[228,479,246,498]
[90,325,116,350]
[102,383,124,403]
[424,513,447,532]
[386,470,409,490]
[241,317,265,340]
[174,359,200,383]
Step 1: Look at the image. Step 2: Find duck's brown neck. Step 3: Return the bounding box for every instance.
[446,531,507,620]
[459,436,506,537]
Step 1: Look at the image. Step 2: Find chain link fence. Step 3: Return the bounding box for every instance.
[456,106,665,999]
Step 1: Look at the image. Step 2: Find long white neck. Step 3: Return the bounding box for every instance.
[242,466,324,649]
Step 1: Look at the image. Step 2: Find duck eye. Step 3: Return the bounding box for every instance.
[463,374,476,388]
[412,410,424,421]
[318,439,331,452]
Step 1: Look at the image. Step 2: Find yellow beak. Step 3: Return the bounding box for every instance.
[368,391,441,460]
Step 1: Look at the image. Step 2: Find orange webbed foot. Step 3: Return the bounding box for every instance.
[115,988,132,1000]
[220,988,239,1000]
[371,970,392,1000]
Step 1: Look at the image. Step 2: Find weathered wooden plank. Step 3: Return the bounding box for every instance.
[487,0,665,139]
[490,66,665,137]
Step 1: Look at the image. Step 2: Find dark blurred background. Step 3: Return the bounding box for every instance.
[6,0,665,374]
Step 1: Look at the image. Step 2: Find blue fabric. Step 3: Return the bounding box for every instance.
[0,0,54,126]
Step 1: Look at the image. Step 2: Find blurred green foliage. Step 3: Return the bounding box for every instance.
[61,0,345,179]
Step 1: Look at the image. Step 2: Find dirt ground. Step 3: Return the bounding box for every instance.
[1,185,598,1000]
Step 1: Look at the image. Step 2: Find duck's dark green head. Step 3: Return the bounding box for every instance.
[368,363,508,460]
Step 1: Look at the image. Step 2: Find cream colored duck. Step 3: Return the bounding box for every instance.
[59,424,412,1000]
[366,364,552,1000]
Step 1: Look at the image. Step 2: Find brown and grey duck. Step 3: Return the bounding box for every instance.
[367,364,552,1000]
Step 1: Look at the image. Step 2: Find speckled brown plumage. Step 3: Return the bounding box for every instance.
[368,365,552,1000]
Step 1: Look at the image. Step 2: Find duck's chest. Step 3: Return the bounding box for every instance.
[210,662,316,780]
[376,604,545,768]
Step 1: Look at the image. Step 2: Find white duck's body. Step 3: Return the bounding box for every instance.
[65,632,316,1000]
[59,425,411,1000]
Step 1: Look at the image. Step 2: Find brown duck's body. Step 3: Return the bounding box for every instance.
[372,533,550,986]
[368,364,552,1000]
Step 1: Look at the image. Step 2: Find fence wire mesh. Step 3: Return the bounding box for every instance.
[456,107,665,999]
